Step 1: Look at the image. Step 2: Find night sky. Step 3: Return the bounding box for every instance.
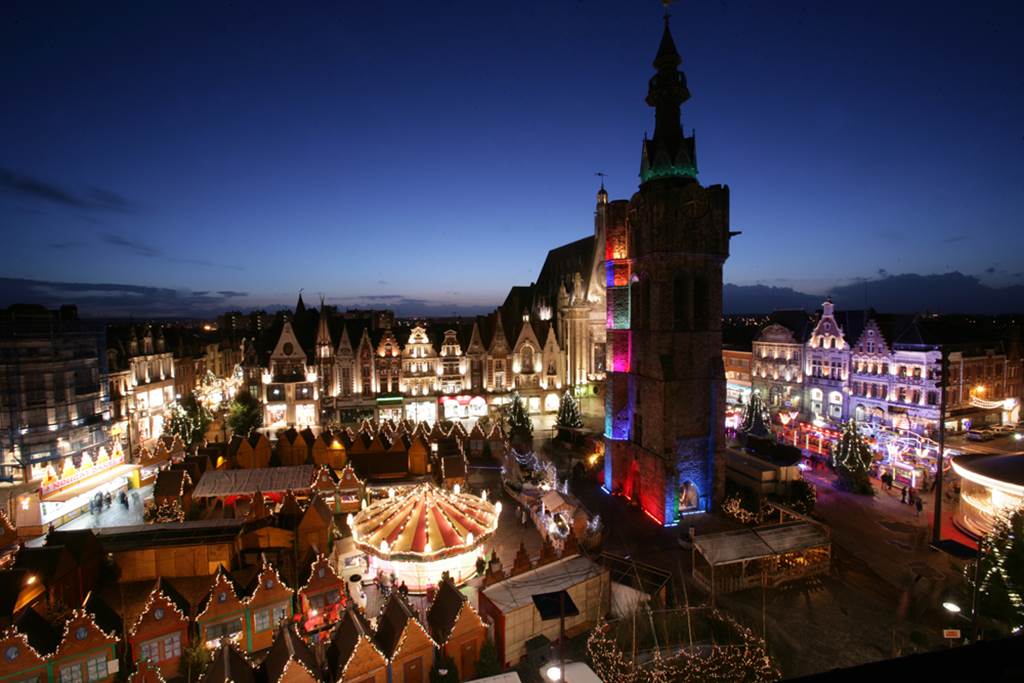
[2,1,1022,316]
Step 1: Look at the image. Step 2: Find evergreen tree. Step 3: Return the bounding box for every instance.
[429,654,459,683]
[556,390,583,440]
[968,506,1024,633]
[507,392,533,448]
[739,391,773,439]
[165,393,212,453]
[226,389,263,437]
[474,638,502,678]
[831,419,874,495]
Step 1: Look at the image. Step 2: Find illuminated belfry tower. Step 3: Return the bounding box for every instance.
[604,14,733,524]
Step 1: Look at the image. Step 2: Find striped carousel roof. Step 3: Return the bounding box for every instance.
[351,484,499,561]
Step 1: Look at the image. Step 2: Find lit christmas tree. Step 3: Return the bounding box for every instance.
[739,391,773,439]
[506,392,533,449]
[831,419,874,495]
[969,506,1024,633]
[555,390,583,440]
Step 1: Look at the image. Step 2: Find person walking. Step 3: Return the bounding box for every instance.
[901,486,908,504]
[915,497,923,517]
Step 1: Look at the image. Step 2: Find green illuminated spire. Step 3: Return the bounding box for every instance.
[640,14,697,184]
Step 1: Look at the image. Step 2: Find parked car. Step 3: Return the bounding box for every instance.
[966,430,988,442]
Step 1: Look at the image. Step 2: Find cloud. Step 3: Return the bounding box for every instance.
[377,280,388,285]
[100,232,244,270]
[0,277,249,318]
[942,234,969,243]
[0,167,137,211]
[985,266,996,275]
[101,233,161,257]
[877,268,888,277]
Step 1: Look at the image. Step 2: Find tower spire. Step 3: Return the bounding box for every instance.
[640,9,697,184]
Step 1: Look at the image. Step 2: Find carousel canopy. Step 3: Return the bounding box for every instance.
[352,483,498,561]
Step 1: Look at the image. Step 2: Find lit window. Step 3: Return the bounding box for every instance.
[162,632,181,659]
[60,665,83,683]
[86,656,108,682]
[140,639,160,662]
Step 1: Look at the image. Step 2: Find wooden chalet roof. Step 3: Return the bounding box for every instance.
[193,465,316,497]
[14,607,60,656]
[327,605,380,679]
[262,622,319,683]
[94,518,245,552]
[426,579,468,644]
[153,469,191,498]
[202,641,256,683]
[373,592,431,659]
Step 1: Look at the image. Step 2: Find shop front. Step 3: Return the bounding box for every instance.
[438,395,488,421]
[404,399,437,424]
[15,444,139,536]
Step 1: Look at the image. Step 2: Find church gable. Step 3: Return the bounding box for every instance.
[270,321,307,364]
[853,318,889,356]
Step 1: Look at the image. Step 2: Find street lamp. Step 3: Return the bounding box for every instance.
[545,664,562,682]
[942,600,962,614]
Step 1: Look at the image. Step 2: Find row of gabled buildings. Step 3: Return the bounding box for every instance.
[241,295,578,431]
[751,300,1023,434]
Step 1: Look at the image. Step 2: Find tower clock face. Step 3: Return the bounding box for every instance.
[684,198,708,219]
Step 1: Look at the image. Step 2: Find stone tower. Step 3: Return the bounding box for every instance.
[604,16,733,524]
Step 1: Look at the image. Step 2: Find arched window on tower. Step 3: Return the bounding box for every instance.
[694,276,710,329]
[673,276,691,331]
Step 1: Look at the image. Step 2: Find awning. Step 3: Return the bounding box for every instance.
[41,464,139,502]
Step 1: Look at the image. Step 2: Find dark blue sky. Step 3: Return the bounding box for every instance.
[2,1,1022,315]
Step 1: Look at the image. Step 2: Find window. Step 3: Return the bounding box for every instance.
[60,665,83,683]
[206,618,242,641]
[673,276,691,331]
[254,608,272,631]
[162,632,181,659]
[87,655,108,682]
[141,639,161,662]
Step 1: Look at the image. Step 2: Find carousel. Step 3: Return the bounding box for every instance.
[349,483,499,593]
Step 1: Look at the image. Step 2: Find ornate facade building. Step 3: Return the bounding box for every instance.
[603,17,733,524]
[752,301,1022,435]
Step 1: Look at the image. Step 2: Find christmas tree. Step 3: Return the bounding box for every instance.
[506,392,533,449]
[165,393,212,453]
[555,390,583,440]
[831,419,874,495]
[969,506,1024,633]
[739,391,773,439]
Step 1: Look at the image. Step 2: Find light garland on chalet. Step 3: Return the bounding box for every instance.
[0,625,47,665]
[350,483,499,593]
[128,582,188,638]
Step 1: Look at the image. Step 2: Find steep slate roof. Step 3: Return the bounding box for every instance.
[765,310,813,343]
[262,622,320,683]
[533,235,595,310]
